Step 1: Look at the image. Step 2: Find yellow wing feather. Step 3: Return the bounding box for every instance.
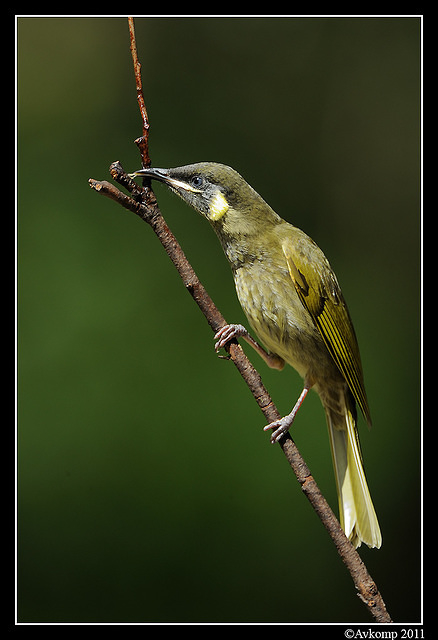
[282,239,371,426]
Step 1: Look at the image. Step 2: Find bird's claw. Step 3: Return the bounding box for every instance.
[263,416,294,444]
[263,387,309,443]
[214,324,247,352]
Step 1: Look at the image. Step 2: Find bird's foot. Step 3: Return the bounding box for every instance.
[214,323,284,369]
[263,386,310,444]
[263,415,296,444]
[214,324,248,352]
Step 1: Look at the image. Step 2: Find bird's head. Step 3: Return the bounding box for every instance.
[129,162,281,235]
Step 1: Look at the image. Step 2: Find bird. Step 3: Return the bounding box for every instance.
[129,161,382,549]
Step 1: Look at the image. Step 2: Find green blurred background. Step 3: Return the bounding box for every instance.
[17,16,421,623]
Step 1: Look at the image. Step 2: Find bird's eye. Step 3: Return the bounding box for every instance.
[191,175,204,189]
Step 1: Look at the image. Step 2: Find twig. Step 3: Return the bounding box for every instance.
[128,17,150,170]
[87,17,392,624]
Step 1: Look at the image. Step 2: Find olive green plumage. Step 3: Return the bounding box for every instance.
[130,162,382,549]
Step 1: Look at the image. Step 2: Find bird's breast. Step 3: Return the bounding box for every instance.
[233,258,335,383]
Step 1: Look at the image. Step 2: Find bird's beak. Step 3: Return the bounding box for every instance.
[129,168,202,193]
[128,167,170,183]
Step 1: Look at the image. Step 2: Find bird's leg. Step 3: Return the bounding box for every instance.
[263,385,310,444]
[214,324,284,370]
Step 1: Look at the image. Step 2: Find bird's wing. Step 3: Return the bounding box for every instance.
[282,237,371,426]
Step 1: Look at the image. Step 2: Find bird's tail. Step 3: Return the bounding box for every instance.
[324,390,382,549]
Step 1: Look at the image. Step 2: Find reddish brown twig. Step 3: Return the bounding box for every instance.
[128,17,150,169]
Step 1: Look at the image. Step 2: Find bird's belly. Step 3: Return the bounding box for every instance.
[234,262,337,384]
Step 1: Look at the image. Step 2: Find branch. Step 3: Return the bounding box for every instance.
[90,168,390,623]
[87,18,392,624]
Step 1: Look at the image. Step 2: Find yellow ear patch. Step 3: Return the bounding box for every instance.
[209,191,229,220]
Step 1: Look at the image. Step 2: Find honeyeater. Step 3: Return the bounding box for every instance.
[130,162,382,549]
